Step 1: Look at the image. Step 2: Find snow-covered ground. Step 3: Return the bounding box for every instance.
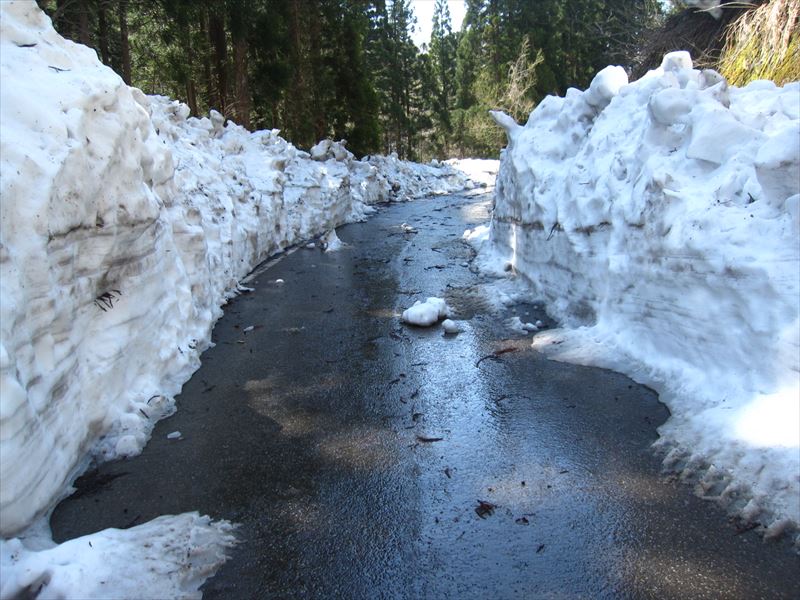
[474,52,800,541]
[0,2,473,596]
[446,158,500,188]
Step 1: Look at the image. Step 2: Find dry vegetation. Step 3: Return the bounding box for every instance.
[718,0,799,85]
[636,0,799,85]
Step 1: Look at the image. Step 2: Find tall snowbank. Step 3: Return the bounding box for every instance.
[0,0,468,543]
[484,52,800,535]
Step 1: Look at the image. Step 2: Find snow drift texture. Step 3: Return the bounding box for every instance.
[0,513,237,600]
[0,0,468,540]
[488,51,800,534]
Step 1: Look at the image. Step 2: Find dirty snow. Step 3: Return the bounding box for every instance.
[0,513,236,600]
[478,51,800,540]
[321,229,345,252]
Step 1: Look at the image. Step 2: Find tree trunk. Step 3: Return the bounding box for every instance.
[97,1,110,65]
[287,0,310,144]
[308,0,325,141]
[118,0,131,85]
[199,12,215,111]
[232,37,250,128]
[77,0,90,45]
[186,81,198,117]
[180,17,198,116]
[208,12,228,115]
[54,0,75,41]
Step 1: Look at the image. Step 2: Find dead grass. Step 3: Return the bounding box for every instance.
[718,0,800,85]
[634,2,750,77]
[633,0,799,85]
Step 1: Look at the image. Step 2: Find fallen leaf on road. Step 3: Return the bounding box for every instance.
[475,347,519,367]
[475,500,498,518]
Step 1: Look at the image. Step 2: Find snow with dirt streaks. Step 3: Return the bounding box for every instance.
[477,51,800,542]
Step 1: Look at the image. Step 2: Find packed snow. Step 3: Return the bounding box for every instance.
[0,513,236,600]
[0,1,474,596]
[446,158,500,188]
[477,51,800,540]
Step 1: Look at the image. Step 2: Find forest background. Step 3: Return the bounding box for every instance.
[35,0,784,160]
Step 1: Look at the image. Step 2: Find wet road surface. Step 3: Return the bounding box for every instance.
[52,191,800,599]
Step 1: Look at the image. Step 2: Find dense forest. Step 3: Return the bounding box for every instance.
[38,0,666,159]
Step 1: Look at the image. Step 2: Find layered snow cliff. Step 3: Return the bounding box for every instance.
[484,52,800,536]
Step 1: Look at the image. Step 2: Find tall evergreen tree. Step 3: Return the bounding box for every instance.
[37,0,663,159]
[429,0,457,156]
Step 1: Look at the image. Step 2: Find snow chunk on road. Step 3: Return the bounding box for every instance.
[401,297,450,327]
[321,229,345,252]
[507,317,538,333]
[441,319,462,335]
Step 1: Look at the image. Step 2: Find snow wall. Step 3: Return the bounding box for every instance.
[486,52,800,536]
[0,0,468,539]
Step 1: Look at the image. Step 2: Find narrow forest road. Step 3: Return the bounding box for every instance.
[51,190,799,599]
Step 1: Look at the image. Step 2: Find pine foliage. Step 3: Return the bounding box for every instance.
[39,0,663,159]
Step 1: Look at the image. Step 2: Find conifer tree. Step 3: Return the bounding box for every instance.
[429,0,457,156]
[37,0,662,159]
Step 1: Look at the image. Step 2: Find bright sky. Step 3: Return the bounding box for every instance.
[410,0,467,49]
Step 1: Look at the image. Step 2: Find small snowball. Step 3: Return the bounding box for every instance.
[275,278,285,284]
[442,319,461,334]
[167,431,182,440]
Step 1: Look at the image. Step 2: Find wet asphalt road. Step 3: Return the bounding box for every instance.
[52,190,800,599]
